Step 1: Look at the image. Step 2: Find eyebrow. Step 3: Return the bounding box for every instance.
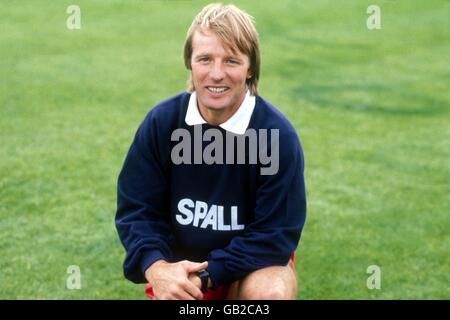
[193,53,209,58]
[193,53,243,61]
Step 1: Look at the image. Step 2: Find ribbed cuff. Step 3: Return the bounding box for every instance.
[206,260,232,289]
[140,250,167,279]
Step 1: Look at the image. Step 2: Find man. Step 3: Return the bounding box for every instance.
[115,3,306,300]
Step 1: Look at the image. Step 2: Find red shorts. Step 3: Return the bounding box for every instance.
[144,253,295,300]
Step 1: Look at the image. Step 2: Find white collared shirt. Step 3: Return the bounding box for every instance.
[185,90,256,135]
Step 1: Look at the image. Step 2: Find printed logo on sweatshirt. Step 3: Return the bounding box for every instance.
[175,198,245,231]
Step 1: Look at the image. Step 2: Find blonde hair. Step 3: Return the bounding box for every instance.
[183,3,261,95]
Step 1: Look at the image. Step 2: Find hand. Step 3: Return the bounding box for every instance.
[188,273,202,289]
[188,271,212,291]
[145,260,207,300]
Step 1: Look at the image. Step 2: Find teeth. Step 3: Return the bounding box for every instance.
[207,87,227,93]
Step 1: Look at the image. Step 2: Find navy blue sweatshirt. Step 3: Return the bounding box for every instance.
[115,92,306,288]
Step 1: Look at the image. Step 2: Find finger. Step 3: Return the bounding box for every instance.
[183,279,204,300]
[184,261,208,273]
[173,289,196,300]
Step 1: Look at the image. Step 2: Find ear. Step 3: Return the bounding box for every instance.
[245,65,251,79]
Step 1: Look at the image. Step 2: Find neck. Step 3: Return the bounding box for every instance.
[198,105,237,126]
[197,92,247,126]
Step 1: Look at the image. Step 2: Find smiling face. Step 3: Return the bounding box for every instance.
[190,29,251,125]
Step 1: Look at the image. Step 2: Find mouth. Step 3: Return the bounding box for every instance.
[206,86,230,95]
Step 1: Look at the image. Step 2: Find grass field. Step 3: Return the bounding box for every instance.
[0,0,449,299]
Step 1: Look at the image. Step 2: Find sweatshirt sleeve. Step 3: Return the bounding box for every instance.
[115,112,173,283]
[206,131,307,288]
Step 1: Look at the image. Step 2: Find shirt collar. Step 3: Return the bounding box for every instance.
[185,90,256,135]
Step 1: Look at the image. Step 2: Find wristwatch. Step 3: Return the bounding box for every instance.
[196,269,210,293]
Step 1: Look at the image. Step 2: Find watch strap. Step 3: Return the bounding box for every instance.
[196,270,209,293]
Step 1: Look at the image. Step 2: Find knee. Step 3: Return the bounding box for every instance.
[239,282,295,300]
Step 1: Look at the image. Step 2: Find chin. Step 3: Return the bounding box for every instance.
[204,103,229,111]
[201,97,230,111]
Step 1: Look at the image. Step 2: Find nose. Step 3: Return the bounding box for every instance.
[209,61,225,81]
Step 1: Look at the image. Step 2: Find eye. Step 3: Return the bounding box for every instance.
[226,59,239,65]
[198,57,210,63]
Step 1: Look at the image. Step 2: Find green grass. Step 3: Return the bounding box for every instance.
[1,0,448,299]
